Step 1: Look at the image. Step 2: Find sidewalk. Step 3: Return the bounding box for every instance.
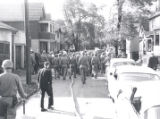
[16,94,77,119]
[16,76,115,119]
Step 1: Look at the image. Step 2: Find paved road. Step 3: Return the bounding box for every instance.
[16,75,115,119]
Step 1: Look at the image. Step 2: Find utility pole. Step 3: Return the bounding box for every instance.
[24,0,31,84]
[116,0,124,57]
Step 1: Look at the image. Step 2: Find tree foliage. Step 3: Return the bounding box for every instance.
[63,0,106,50]
[106,0,155,41]
[129,0,156,7]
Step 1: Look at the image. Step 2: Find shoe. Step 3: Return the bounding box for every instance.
[48,106,54,110]
[41,108,47,112]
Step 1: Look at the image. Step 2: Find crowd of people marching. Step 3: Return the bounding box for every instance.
[1,47,160,118]
[30,49,112,84]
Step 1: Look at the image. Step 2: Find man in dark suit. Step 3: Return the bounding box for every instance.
[38,61,54,112]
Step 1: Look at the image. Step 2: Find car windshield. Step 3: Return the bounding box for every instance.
[119,73,160,82]
[113,62,135,68]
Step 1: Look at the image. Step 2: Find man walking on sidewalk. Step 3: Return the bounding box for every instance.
[38,61,54,112]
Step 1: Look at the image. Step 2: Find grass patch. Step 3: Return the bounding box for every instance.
[15,69,39,97]
[22,82,39,96]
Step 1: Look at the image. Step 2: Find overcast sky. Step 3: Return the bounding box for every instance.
[42,0,116,20]
[1,0,116,20]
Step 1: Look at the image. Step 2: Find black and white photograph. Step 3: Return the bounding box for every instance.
[0,0,160,119]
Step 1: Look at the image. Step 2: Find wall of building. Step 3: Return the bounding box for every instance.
[0,29,12,69]
[149,16,160,31]
[29,21,40,39]
[14,31,26,69]
[149,15,160,55]
[0,29,26,69]
[0,30,12,42]
[126,38,139,60]
[14,31,26,44]
[130,39,139,52]
[4,21,41,39]
[31,39,39,52]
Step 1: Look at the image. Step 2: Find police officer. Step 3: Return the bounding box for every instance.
[0,59,27,119]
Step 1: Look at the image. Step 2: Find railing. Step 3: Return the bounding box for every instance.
[38,32,55,39]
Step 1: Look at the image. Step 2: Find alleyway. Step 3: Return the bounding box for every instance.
[16,76,115,119]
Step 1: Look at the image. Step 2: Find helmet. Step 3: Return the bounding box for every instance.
[1,59,13,69]
[63,51,67,55]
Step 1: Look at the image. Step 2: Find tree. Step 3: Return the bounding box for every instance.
[117,0,155,37]
[106,0,155,56]
[63,0,106,50]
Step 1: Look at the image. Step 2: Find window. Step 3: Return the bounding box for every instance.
[0,43,9,54]
[0,43,3,54]
[40,23,48,32]
[155,35,159,46]
[50,24,52,32]
[147,39,151,51]
[119,73,160,82]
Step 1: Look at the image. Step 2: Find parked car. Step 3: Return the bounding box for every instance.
[144,105,160,119]
[106,58,136,80]
[108,65,160,119]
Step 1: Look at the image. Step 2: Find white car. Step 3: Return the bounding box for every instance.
[108,65,160,119]
[106,58,135,80]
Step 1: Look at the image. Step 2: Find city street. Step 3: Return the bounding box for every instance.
[0,0,160,119]
[16,75,115,119]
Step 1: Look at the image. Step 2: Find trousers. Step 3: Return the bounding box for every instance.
[0,98,16,119]
[41,86,54,109]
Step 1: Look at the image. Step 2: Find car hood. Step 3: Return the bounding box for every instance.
[119,81,160,113]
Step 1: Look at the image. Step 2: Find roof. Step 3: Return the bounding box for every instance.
[0,3,45,21]
[116,65,157,75]
[0,22,17,32]
[149,11,160,20]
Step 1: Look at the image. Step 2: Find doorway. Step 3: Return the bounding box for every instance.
[16,46,22,69]
[40,41,48,53]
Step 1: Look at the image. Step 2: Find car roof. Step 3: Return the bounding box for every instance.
[110,58,135,64]
[116,65,157,75]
